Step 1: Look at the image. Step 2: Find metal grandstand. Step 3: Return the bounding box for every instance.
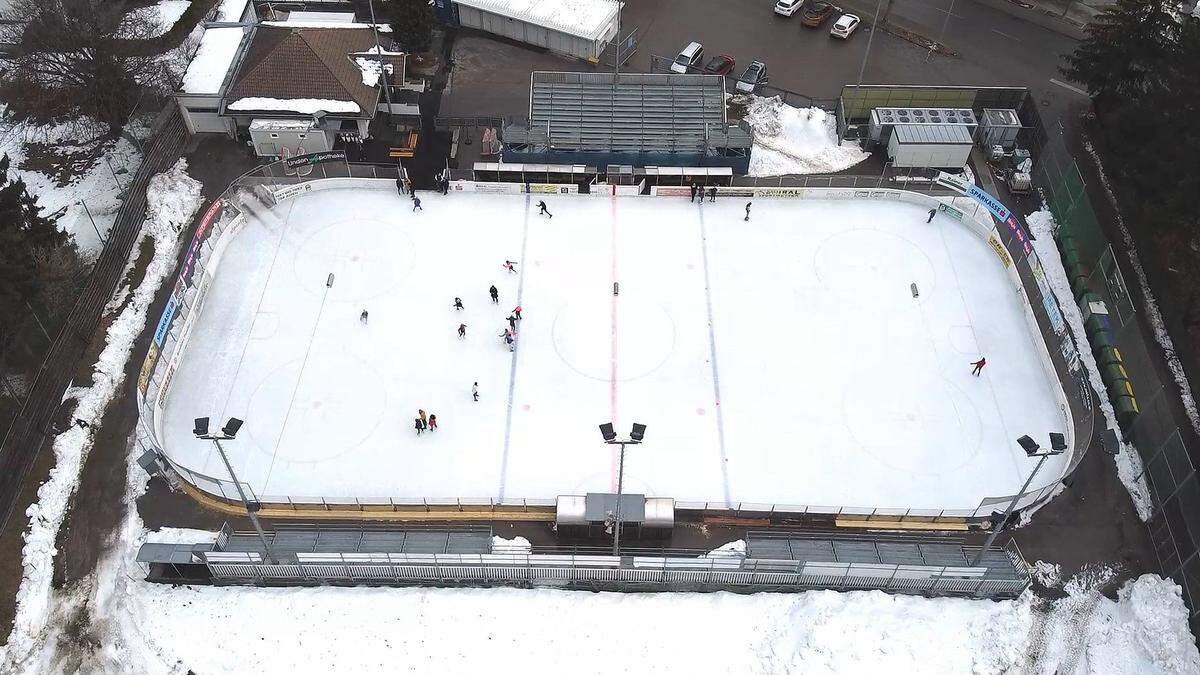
[502,72,752,170]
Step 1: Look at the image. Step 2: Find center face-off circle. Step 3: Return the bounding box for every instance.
[552,298,677,382]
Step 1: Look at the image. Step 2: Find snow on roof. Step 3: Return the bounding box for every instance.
[214,0,249,22]
[261,20,392,31]
[120,0,191,38]
[248,119,315,130]
[227,97,360,114]
[285,11,357,23]
[454,0,619,41]
[354,57,393,87]
[180,26,246,94]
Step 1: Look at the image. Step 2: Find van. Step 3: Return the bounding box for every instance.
[670,42,703,74]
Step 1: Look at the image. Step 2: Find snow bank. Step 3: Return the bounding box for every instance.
[1027,209,1154,520]
[180,26,245,94]
[0,160,202,671]
[737,96,870,177]
[215,0,249,22]
[456,0,618,38]
[226,97,360,114]
[354,57,393,87]
[120,0,191,37]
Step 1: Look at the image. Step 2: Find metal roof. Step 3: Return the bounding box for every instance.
[892,123,973,145]
[454,0,620,41]
[514,72,750,154]
[219,527,494,557]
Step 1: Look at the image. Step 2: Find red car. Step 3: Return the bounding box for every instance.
[802,2,837,28]
[701,54,736,76]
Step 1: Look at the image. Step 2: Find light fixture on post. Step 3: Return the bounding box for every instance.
[194,416,277,564]
[598,422,647,556]
[972,432,1067,566]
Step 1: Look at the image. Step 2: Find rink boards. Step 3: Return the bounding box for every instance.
[142,181,1074,518]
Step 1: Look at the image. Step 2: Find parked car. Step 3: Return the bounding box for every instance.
[774,0,805,17]
[829,13,860,38]
[735,60,768,93]
[701,54,736,76]
[801,1,836,27]
[670,41,704,73]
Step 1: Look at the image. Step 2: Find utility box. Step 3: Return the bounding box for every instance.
[980,109,1021,150]
[248,119,332,158]
[887,124,973,168]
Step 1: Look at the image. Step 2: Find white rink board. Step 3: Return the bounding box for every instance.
[158,188,1068,510]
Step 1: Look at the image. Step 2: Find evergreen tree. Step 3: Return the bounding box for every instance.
[0,155,68,322]
[1061,0,1178,107]
[386,0,435,53]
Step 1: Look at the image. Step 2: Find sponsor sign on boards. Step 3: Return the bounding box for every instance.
[153,293,179,347]
[274,182,313,201]
[284,150,346,168]
[137,343,159,396]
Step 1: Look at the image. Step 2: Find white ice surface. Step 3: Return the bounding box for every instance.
[158,190,1067,510]
[180,26,245,94]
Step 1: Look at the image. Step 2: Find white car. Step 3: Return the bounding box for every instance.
[774,0,805,17]
[670,41,704,74]
[830,13,861,38]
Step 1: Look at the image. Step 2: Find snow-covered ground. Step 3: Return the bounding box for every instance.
[737,96,870,177]
[0,117,145,256]
[0,161,202,671]
[1027,209,1154,520]
[121,0,191,37]
[156,189,1068,512]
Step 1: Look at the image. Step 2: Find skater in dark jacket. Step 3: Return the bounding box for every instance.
[708,186,717,202]
[507,315,518,331]
[970,357,987,376]
[537,201,553,218]
[453,297,464,310]
[396,176,406,196]
[489,285,499,303]
[689,183,698,202]
[926,208,937,223]
[360,309,369,323]
[458,323,467,339]
[744,202,752,221]
[414,417,425,435]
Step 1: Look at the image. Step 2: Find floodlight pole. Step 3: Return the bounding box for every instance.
[208,436,276,564]
[613,440,627,555]
[971,450,1057,567]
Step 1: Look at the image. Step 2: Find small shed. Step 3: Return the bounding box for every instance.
[453,0,620,62]
[887,124,973,169]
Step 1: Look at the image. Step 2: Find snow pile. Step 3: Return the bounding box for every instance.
[1031,560,1062,588]
[1027,209,1154,520]
[0,160,201,672]
[738,96,870,177]
[1083,140,1200,437]
[458,0,618,38]
[699,539,746,559]
[215,0,249,21]
[180,26,245,94]
[491,535,532,553]
[227,97,360,114]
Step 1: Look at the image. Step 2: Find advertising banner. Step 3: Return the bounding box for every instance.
[153,294,179,347]
[936,171,1032,256]
[137,343,159,396]
[274,182,313,201]
[180,198,224,286]
[285,150,346,168]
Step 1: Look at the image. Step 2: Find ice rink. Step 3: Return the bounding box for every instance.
[159,187,1069,511]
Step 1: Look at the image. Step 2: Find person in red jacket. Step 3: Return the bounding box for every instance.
[970,357,987,376]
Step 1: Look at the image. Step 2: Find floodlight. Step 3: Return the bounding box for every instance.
[1049,432,1067,454]
[599,423,617,443]
[222,418,244,439]
[193,417,210,437]
[1017,435,1040,456]
[630,423,647,442]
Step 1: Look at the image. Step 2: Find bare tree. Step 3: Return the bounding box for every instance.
[0,0,173,137]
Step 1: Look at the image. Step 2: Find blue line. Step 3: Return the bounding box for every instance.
[498,193,532,500]
[697,206,733,507]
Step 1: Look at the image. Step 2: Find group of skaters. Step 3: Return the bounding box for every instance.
[395,171,452,212]
[687,183,753,221]
[413,408,438,435]
[454,272,523,352]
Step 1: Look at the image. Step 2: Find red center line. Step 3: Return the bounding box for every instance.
[610,195,619,492]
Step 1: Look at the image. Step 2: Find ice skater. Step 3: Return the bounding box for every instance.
[708,186,717,202]
[537,200,553,218]
[504,332,516,352]
[453,297,464,311]
[428,413,438,431]
[472,382,479,401]
[489,285,499,304]
[359,309,369,324]
[689,183,698,202]
[458,323,467,339]
[512,305,522,320]
[414,416,425,435]
[926,208,937,223]
[503,260,518,274]
[970,357,987,376]
[507,314,518,331]
[395,176,406,196]
[412,194,422,211]
[744,202,752,221]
